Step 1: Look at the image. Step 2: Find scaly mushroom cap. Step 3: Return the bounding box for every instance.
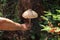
[22,9,38,19]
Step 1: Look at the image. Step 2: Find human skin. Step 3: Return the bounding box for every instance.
[0,17,29,31]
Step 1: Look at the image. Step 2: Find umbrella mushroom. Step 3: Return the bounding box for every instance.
[22,9,38,29]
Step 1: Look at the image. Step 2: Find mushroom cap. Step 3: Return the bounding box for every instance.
[22,9,38,19]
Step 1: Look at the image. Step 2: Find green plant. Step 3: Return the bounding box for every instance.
[40,10,60,40]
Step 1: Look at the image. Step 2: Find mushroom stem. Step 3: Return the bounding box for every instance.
[29,19,31,28]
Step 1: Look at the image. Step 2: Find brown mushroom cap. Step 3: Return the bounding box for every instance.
[22,9,38,19]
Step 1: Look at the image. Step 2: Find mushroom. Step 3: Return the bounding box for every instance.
[22,9,38,28]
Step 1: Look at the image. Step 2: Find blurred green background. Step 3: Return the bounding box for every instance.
[0,0,60,40]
